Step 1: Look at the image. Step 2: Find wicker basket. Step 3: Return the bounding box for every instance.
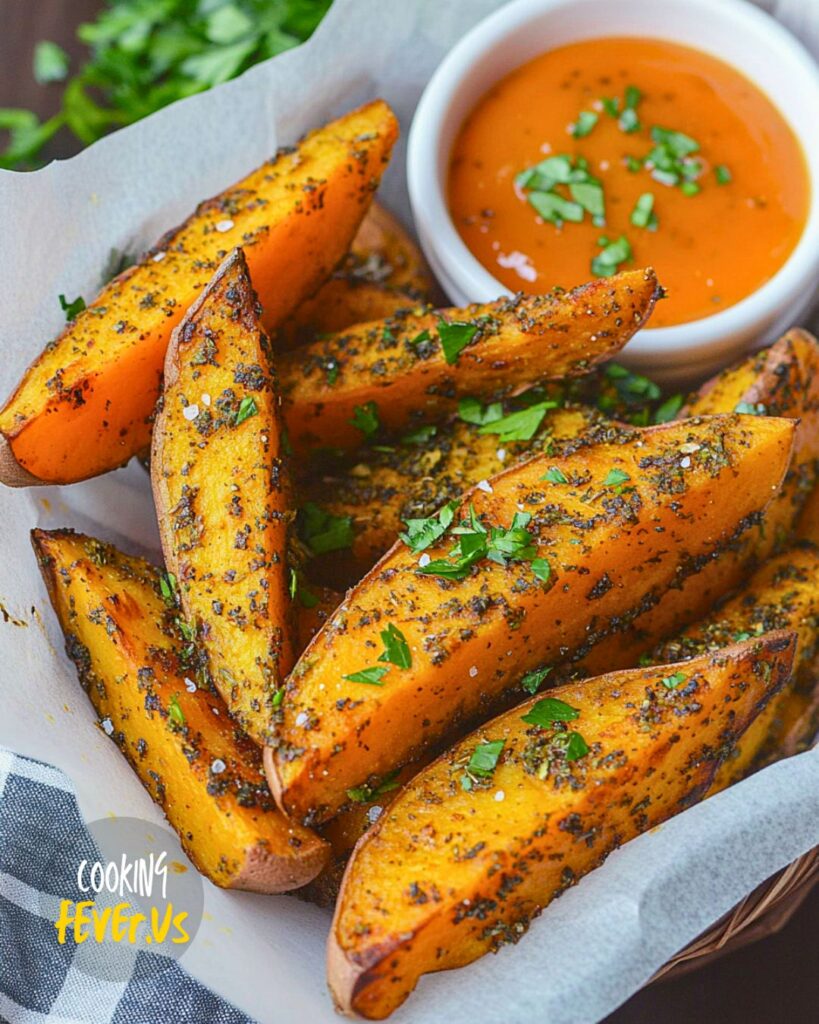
[652,847,818,981]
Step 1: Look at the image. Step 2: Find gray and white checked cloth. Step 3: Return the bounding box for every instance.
[0,747,253,1024]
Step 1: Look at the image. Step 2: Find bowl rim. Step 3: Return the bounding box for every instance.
[407,0,819,365]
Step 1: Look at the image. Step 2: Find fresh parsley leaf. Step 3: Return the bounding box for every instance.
[458,396,504,426]
[343,665,389,686]
[650,126,699,158]
[477,401,556,442]
[378,623,412,669]
[654,394,684,423]
[350,400,380,438]
[235,396,258,425]
[409,329,431,347]
[159,571,177,607]
[400,501,458,553]
[531,558,552,583]
[298,502,354,555]
[569,181,605,219]
[543,467,568,484]
[289,568,319,608]
[521,697,580,727]
[630,192,657,229]
[564,731,590,760]
[58,293,86,321]
[467,739,505,775]
[603,468,631,487]
[529,190,584,225]
[438,319,478,364]
[618,107,640,133]
[417,548,484,581]
[591,235,632,277]
[571,111,598,138]
[680,180,700,197]
[521,666,552,695]
[271,686,284,709]
[402,424,437,445]
[346,769,401,803]
[34,41,69,84]
[715,164,732,185]
[661,671,687,690]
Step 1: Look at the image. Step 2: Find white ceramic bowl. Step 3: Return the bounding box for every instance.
[407,0,819,385]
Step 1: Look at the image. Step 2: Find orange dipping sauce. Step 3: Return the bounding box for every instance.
[448,38,810,327]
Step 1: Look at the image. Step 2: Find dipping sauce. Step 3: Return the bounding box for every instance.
[448,38,810,327]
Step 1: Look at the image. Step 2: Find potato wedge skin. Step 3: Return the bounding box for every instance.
[280,269,661,454]
[269,415,795,824]
[650,542,819,790]
[32,529,328,893]
[278,203,437,349]
[0,101,399,485]
[579,329,819,675]
[300,404,612,574]
[151,249,293,746]
[328,635,795,1019]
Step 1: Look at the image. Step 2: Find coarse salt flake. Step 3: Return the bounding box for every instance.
[418,553,431,567]
[101,717,114,735]
[469,665,478,678]
[184,677,197,693]
[494,790,505,802]
[200,393,211,407]
[183,404,199,421]
[367,806,383,824]
[680,456,692,469]
[295,711,309,727]
[477,479,493,493]
[496,448,507,462]
[152,251,166,262]
[215,219,234,233]
[210,759,226,775]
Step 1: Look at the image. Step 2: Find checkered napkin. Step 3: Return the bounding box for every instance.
[0,747,253,1024]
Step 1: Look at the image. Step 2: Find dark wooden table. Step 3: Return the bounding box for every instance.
[1,2,816,1022]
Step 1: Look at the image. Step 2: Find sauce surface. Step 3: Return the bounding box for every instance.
[448,38,809,327]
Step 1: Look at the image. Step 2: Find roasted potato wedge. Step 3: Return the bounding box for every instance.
[797,483,819,544]
[649,542,819,790]
[152,249,293,746]
[280,269,661,454]
[278,203,436,348]
[0,101,399,485]
[300,403,612,574]
[33,529,328,893]
[579,328,819,674]
[328,634,796,1019]
[295,585,341,656]
[266,414,794,824]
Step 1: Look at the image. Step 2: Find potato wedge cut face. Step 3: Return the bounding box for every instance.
[152,249,292,747]
[280,269,661,454]
[32,529,328,893]
[269,414,795,824]
[649,542,819,790]
[0,100,399,485]
[329,635,795,1019]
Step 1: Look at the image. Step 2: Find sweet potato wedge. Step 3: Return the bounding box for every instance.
[649,542,819,791]
[278,203,436,348]
[0,101,399,485]
[32,529,328,892]
[279,269,662,454]
[578,328,819,674]
[266,414,794,824]
[328,634,795,1019]
[797,483,819,544]
[299,403,611,573]
[152,249,293,746]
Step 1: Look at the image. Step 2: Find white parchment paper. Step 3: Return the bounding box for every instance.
[0,2,817,1022]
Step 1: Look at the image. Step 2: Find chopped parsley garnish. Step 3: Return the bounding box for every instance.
[437,319,478,364]
[400,500,458,553]
[543,467,568,484]
[347,769,401,804]
[591,235,632,277]
[458,396,504,426]
[159,571,178,607]
[461,739,505,790]
[324,358,339,386]
[521,696,580,727]
[59,293,86,321]
[409,329,432,347]
[571,110,598,138]
[564,731,590,760]
[235,396,258,425]
[350,400,380,438]
[168,694,185,728]
[343,665,389,686]
[531,558,552,583]
[271,687,284,709]
[529,191,583,224]
[476,401,556,442]
[602,467,630,487]
[378,623,412,669]
[517,153,606,228]
[661,671,687,690]
[298,502,354,555]
[520,665,552,695]
[402,424,437,445]
[654,393,684,423]
[715,164,732,185]
[630,192,657,230]
[288,568,319,608]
